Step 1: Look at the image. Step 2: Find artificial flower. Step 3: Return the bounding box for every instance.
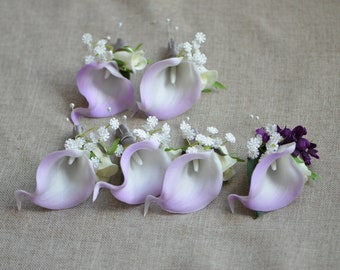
[15,149,97,210]
[228,123,320,215]
[144,150,223,214]
[114,50,147,73]
[228,143,305,212]
[139,57,201,120]
[139,30,226,120]
[93,140,172,204]
[71,61,134,125]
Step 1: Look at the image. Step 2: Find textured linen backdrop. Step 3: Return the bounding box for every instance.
[1,0,339,269]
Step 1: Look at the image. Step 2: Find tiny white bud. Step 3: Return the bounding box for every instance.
[70,103,75,110]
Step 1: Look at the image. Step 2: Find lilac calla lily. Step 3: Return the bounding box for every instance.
[144,150,223,214]
[228,142,305,212]
[139,57,202,120]
[93,140,172,204]
[71,61,134,125]
[15,149,97,210]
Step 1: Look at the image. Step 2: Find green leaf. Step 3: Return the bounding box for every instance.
[113,58,126,67]
[246,157,259,185]
[120,46,134,53]
[106,138,121,155]
[202,89,212,93]
[310,171,322,180]
[213,81,227,90]
[229,154,245,162]
[134,43,143,51]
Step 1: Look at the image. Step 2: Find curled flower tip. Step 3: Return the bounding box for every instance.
[144,195,159,216]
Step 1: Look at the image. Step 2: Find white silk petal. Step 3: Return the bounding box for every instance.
[139,57,202,120]
[93,140,172,204]
[144,151,223,214]
[228,142,305,212]
[15,149,96,210]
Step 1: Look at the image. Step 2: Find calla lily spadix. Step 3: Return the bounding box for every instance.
[228,142,305,213]
[144,150,223,215]
[93,140,172,205]
[139,57,202,120]
[15,149,97,210]
[71,61,134,125]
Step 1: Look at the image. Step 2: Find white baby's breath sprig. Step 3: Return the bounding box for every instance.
[133,116,171,148]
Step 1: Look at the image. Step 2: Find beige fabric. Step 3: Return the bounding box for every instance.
[1,0,339,269]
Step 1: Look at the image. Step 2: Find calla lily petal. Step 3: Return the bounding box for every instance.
[228,142,304,212]
[139,57,202,120]
[71,62,134,125]
[15,149,96,210]
[144,151,223,214]
[93,140,172,204]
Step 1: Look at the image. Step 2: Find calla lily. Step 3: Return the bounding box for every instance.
[15,149,97,210]
[71,61,134,125]
[228,143,305,213]
[144,150,223,214]
[139,57,202,120]
[93,140,172,204]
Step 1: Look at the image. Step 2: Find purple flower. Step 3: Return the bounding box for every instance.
[138,57,202,120]
[71,62,134,125]
[256,128,269,143]
[144,150,223,214]
[93,140,172,204]
[15,149,97,210]
[277,125,319,165]
[228,143,305,212]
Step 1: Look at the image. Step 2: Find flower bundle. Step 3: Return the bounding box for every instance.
[14,22,320,217]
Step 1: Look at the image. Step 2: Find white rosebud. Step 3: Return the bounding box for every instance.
[199,69,218,90]
[114,50,147,73]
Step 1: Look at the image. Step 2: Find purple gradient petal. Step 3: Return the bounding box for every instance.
[144,151,223,214]
[139,57,201,120]
[93,140,171,204]
[15,149,96,210]
[71,62,134,125]
[228,142,304,212]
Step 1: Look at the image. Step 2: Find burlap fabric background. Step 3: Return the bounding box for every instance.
[1,0,339,269]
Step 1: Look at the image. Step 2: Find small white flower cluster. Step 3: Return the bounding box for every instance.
[180,120,235,153]
[177,32,208,73]
[133,116,171,148]
[64,117,123,156]
[247,123,283,159]
[82,33,114,63]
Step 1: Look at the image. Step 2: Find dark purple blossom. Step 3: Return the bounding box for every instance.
[256,128,270,143]
[277,125,319,165]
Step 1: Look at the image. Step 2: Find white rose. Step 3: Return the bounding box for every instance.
[214,145,237,181]
[114,50,147,73]
[199,69,218,90]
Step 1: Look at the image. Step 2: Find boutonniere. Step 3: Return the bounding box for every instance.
[139,20,226,120]
[71,30,148,125]
[228,123,320,216]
